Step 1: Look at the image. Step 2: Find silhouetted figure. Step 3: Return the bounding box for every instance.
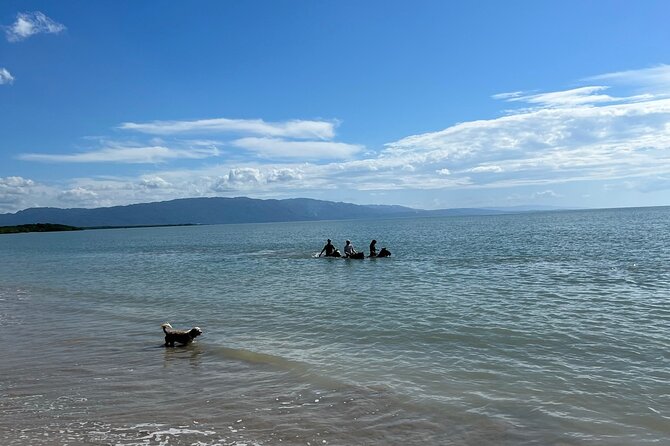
[369,239,377,257]
[319,239,337,257]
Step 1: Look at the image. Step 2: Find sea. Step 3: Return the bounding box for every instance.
[0,207,668,446]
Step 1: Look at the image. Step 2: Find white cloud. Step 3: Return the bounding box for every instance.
[120,117,338,140]
[0,176,40,212]
[5,11,66,42]
[19,145,220,164]
[585,64,670,93]
[373,92,670,195]
[532,190,561,199]
[496,86,624,107]
[0,176,35,191]
[266,168,304,183]
[491,91,524,100]
[140,176,171,189]
[469,165,503,173]
[232,137,363,159]
[20,117,357,168]
[58,187,98,204]
[211,168,264,191]
[211,167,304,189]
[0,68,14,85]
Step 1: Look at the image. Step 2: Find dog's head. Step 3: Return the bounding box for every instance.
[189,327,203,339]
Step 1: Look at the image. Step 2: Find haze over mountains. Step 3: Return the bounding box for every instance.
[0,197,519,228]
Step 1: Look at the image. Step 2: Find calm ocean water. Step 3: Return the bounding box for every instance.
[0,207,668,445]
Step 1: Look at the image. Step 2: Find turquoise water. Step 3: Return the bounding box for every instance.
[1,207,668,445]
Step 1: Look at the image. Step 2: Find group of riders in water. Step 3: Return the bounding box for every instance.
[319,239,391,259]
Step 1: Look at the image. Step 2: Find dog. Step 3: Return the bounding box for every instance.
[161,322,202,347]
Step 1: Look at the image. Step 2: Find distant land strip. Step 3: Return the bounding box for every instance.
[0,223,83,234]
[0,223,202,234]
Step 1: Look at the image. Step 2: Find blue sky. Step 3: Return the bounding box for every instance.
[2,1,670,212]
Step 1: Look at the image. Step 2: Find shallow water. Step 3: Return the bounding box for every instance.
[1,207,669,445]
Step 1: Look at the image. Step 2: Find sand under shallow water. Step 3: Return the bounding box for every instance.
[0,297,530,445]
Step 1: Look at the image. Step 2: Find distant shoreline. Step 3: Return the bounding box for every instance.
[0,223,198,234]
[0,223,83,234]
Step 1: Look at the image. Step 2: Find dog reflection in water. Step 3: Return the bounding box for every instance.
[161,322,202,347]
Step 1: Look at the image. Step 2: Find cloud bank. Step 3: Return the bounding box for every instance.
[5,65,670,212]
[20,117,359,165]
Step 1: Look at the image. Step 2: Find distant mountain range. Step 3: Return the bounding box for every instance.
[0,196,546,228]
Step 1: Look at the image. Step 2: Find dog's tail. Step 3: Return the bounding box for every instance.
[161,322,173,333]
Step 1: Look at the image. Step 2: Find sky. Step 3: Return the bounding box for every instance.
[1,1,670,213]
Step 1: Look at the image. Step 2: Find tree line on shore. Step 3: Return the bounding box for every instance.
[0,223,82,234]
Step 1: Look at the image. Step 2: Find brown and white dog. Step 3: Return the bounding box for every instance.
[161,322,202,347]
